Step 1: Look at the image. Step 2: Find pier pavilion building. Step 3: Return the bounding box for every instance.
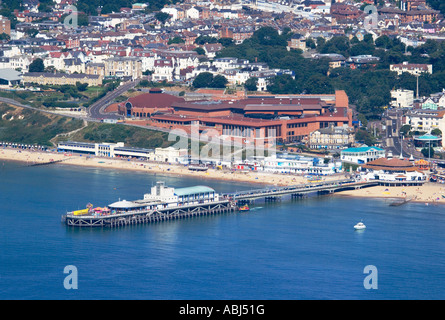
[143,181,219,207]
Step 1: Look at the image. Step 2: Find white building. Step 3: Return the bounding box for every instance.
[154,147,188,163]
[341,146,386,164]
[391,89,414,108]
[359,158,426,183]
[404,109,445,133]
[186,7,200,19]
[57,141,155,159]
[161,7,179,21]
[259,155,342,175]
[143,181,219,207]
[390,61,433,76]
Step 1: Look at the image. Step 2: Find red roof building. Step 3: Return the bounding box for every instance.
[119,89,352,144]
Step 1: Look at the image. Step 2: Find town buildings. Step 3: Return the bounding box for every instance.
[391,89,414,108]
[309,124,355,150]
[340,146,386,164]
[0,16,11,36]
[22,72,102,86]
[390,61,433,76]
[404,109,445,133]
[119,88,352,144]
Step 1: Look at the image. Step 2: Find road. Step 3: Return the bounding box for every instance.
[87,79,140,120]
[382,109,421,159]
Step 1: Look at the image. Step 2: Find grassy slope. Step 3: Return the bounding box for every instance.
[0,103,84,146]
[0,103,176,149]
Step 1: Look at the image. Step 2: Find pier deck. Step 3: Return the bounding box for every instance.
[63,200,236,227]
[62,178,425,228]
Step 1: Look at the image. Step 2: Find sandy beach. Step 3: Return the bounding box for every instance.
[337,183,445,204]
[2,147,444,204]
[0,147,342,186]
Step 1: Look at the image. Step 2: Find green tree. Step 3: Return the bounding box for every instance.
[306,38,316,49]
[195,36,218,45]
[210,75,228,88]
[244,77,258,91]
[400,124,412,136]
[250,26,287,47]
[218,38,234,47]
[431,128,442,136]
[267,74,298,94]
[155,12,171,24]
[75,82,88,91]
[168,36,185,45]
[355,128,376,146]
[303,74,334,94]
[0,33,10,41]
[193,47,205,55]
[28,58,45,72]
[421,146,435,158]
[25,28,39,38]
[192,72,214,88]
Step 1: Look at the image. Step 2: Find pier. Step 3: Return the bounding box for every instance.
[63,200,236,227]
[62,178,386,228]
[223,178,380,202]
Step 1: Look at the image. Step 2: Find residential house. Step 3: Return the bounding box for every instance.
[152,59,174,82]
[390,61,433,75]
[104,56,142,80]
[85,62,105,78]
[202,43,223,58]
[312,53,346,69]
[287,33,307,52]
[23,72,102,86]
[346,55,380,69]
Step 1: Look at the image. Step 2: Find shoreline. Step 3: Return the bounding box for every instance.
[0,147,342,187]
[2,147,445,204]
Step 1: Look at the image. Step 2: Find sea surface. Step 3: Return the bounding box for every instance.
[0,160,444,300]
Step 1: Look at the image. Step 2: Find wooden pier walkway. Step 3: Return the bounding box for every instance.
[223,179,379,203]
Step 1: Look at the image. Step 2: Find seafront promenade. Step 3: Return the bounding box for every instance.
[0,146,341,186]
[1,146,445,204]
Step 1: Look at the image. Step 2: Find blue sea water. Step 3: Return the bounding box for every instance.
[0,160,444,300]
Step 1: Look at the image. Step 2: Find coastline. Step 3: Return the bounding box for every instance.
[2,147,444,204]
[0,147,338,186]
[335,183,445,205]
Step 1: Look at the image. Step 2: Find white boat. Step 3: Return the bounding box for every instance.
[354,221,366,230]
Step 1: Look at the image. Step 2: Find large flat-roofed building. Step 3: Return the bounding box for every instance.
[58,141,188,163]
[121,89,353,144]
[143,181,219,207]
[391,89,414,108]
[57,141,154,159]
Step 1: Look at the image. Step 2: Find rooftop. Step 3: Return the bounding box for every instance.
[174,186,215,196]
[341,146,385,153]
